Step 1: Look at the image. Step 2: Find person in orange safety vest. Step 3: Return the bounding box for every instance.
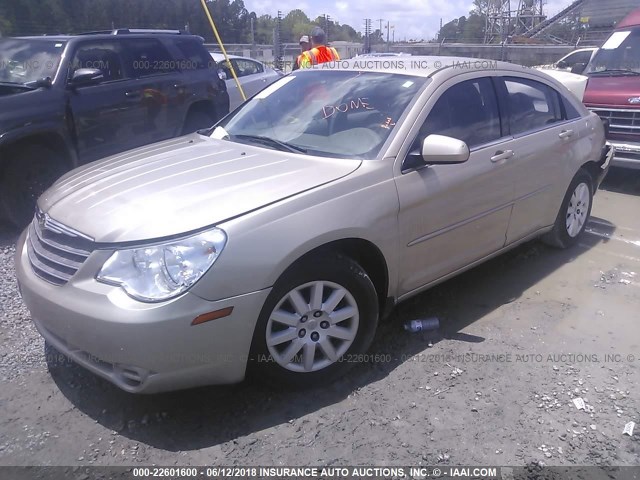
[292,35,311,71]
[297,27,340,69]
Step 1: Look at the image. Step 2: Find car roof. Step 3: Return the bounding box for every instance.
[209,53,251,62]
[10,36,73,41]
[311,55,550,79]
[570,47,597,52]
[13,33,201,42]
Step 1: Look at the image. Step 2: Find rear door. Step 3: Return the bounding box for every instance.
[395,75,517,296]
[232,59,269,98]
[498,76,579,244]
[121,37,184,142]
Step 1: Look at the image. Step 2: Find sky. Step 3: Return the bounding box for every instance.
[245,0,577,41]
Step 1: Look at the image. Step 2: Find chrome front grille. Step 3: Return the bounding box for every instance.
[27,211,95,286]
[590,107,640,135]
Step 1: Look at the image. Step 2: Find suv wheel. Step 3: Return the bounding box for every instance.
[0,145,67,228]
[249,254,379,388]
[542,169,593,249]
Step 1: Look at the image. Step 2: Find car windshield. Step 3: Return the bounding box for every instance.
[0,38,65,85]
[212,69,428,159]
[584,28,640,75]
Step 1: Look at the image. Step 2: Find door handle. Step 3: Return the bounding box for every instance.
[173,83,185,89]
[559,129,574,139]
[125,90,141,98]
[491,150,514,163]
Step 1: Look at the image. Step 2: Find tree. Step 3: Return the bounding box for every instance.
[0,2,364,46]
[254,14,275,45]
[461,13,486,43]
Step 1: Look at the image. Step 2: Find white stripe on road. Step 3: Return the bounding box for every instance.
[585,227,640,248]
[589,217,640,234]
[579,243,640,262]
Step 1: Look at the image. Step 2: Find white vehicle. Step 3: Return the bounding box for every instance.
[535,69,589,101]
[536,48,597,73]
[210,53,283,111]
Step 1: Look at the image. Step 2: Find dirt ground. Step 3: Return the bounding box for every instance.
[0,169,639,472]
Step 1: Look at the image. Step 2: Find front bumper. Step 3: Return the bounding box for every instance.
[606,139,640,170]
[15,230,270,394]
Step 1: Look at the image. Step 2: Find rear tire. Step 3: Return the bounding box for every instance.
[0,145,68,228]
[542,169,593,249]
[249,254,379,388]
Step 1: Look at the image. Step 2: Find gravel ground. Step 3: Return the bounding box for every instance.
[0,172,639,472]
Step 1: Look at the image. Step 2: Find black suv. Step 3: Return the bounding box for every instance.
[0,29,230,226]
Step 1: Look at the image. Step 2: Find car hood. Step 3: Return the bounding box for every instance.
[583,75,640,106]
[39,134,361,243]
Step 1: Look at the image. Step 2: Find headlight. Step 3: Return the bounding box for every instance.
[97,228,227,302]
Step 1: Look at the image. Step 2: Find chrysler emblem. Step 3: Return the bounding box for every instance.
[36,209,94,241]
[628,97,640,104]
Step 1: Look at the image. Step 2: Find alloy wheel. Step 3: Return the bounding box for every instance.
[265,280,359,373]
[565,182,590,238]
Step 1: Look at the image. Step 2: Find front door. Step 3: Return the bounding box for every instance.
[395,76,516,297]
[66,40,138,162]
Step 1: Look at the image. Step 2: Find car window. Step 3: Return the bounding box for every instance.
[233,59,261,77]
[125,38,176,77]
[416,77,501,149]
[504,77,562,135]
[216,71,428,160]
[217,60,231,79]
[586,29,640,74]
[69,41,125,82]
[562,93,582,120]
[563,50,591,66]
[0,39,65,85]
[172,38,211,71]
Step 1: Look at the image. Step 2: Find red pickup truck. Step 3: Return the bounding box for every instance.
[582,8,640,169]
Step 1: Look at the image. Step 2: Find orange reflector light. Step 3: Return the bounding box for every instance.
[191,306,234,326]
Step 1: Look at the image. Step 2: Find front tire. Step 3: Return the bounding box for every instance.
[249,254,379,388]
[543,169,593,249]
[0,145,68,228]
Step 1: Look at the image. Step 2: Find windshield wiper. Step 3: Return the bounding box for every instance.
[588,69,640,76]
[232,134,307,154]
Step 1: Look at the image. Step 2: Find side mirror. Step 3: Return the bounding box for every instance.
[556,60,568,69]
[570,63,587,75]
[403,134,470,172]
[69,68,104,87]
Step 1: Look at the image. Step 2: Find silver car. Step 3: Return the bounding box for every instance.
[15,57,612,393]
[210,53,282,111]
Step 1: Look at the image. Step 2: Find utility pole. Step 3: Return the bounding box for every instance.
[364,18,372,53]
[324,14,331,42]
[275,11,283,71]
[386,20,390,51]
